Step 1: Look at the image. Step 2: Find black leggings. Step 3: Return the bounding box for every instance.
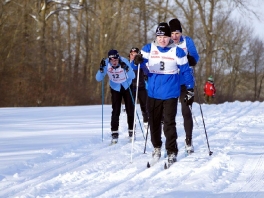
[179,85,193,140]
[148,97,178,154]
[111,85,134,131]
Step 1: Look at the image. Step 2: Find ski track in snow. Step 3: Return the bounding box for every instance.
[0,102,264,197]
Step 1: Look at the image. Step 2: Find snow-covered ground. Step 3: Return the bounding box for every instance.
[1,101,264,198]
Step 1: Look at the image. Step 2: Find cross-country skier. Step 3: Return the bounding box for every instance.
[96,49,135,144]
[128,47,149,130]
[169,18,200,154]
[133,22,195,167]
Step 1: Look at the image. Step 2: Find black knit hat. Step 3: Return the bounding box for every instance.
[108,49,119,60]
[130,47,139,53]
[156,22,171,37]
[169,18,182,33]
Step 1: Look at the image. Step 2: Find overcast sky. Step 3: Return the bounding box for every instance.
[236,0,264,40]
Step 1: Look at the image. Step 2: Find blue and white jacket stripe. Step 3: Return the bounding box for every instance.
[179,36,199,86]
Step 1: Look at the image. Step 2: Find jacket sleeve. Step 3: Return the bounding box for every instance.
[176,47,194,89]
[186,36,200,66]
[131,43,151,75]
[213,84,216,94]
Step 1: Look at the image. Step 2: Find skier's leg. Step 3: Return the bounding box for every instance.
[138,89,149,123]
[163,98,178,155]
[148,97,163,148]
[123,84,135,131]
[111,88,122,132]
[180,85,193,140]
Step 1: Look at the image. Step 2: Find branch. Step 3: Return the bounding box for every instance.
[3,0,11,5]
[46,0,84,9]
[29,14,39,22]
[45,6,70,21]
[45,3,83,21]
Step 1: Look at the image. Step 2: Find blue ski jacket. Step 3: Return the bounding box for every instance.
[132,40,194,100]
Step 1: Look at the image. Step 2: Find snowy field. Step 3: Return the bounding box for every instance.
[1,101,264,198]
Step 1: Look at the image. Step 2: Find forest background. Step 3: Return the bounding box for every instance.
[1,0,264,107]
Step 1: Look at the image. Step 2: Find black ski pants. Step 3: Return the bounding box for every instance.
[179,85,193,140]
[111,85,134,132]
[133,88,148,123]
[148,97,178,154]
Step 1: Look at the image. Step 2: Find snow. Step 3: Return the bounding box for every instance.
[1,101,264,197]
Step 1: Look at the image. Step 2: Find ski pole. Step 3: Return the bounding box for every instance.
[143,122,150,154]
[101,78,104,142]
[190,105,208,149]
[127,85,145,139]
[194,72,213,156]
[189,105,199,127]
[124,69,145,140]
[130,63,141,163]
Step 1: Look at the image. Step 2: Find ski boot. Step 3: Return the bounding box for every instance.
[152,147,161,159]
[165,152,177,169]
[110,131,119,145]
[143,122,148,130]
[185,138,194,155]
[128,130,135,142]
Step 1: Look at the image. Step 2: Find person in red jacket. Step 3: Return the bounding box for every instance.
[204,76,216,104]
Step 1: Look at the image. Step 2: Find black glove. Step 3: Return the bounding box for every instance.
[119,60,129,71]
[144,75,148,81]
[184,88,194,106]
[187,55,197,66]
[99,58,106,72]
[134,54,143,65]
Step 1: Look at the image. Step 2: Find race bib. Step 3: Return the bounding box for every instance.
[107,64,127,83]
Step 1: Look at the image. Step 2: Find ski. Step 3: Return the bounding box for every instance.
[185,150,194,156]
[164,161,175,169]
[147,158,160,168]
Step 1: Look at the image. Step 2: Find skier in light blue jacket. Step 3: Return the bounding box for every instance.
[96,49,135,144]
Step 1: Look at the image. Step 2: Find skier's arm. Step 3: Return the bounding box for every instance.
[120,57,135,80]
[176,48,194,89]
[186,37,200,66]
[130,44,151,75]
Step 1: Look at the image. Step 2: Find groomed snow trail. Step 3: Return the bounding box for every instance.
[0,102,264,197]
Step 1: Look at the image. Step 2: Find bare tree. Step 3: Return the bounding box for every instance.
[1,0,264,107]
[248,38,264,100]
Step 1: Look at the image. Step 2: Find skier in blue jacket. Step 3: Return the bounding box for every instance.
[169,18,200,154]
[96,49,135,144]
[128,47,149,129]
[132,22,195,167]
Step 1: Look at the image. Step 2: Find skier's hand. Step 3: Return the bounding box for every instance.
[184,88,194,106]
[100,58,106,73]
[187,55,197,66]
[134,54,143,65]
[119,60,129,72]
